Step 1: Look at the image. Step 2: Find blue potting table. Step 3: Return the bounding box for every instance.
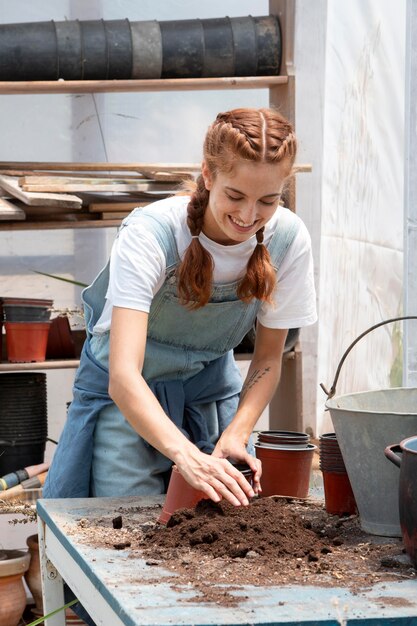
[37,496,417,626]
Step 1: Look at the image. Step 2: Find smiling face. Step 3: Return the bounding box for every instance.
[201,158,292,245]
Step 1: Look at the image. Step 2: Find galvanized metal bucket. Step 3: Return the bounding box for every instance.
[322,316,417,537]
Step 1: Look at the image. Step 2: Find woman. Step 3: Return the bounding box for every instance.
[44,107,317,506]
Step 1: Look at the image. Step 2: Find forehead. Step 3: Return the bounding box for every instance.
[218,159,291,189]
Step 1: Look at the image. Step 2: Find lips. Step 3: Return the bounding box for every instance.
[229,215,257,231]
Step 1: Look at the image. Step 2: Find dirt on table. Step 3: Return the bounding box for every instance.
[68,496,416,606]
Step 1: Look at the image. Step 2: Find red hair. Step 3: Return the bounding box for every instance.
[177,108,297,309]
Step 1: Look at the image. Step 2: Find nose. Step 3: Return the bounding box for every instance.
[238,202,257,223]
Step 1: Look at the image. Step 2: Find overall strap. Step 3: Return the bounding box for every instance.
[121,207,180,270]
[267,208,301,270]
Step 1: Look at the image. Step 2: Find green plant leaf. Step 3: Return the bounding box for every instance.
[32,270,88,288]
[26,598,78,625]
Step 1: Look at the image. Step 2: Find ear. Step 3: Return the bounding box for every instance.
[201,161,212,190]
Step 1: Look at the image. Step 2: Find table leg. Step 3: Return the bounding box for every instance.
[38,517,66,626]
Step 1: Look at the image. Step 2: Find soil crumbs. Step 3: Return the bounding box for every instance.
[68,497,416,607]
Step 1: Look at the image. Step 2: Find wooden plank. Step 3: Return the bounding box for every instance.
[19,204,79,216]
[0,175,82,208]
[0,359,80,370]
[0,169,147,179]
[0,161,201,173]
[19,175,171,186]
[0,196,26,220]
[0,75,288,95]
[88,201,148,213]
[21,179,174,193]
[0,219,122,231]
[99,212,131,220]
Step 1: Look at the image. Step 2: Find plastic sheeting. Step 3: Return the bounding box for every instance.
[318,0,406,432]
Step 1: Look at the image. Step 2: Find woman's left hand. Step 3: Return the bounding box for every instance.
[212,431,262,495]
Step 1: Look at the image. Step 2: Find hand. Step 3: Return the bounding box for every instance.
[212,431,262,495]
[175,447,256,507]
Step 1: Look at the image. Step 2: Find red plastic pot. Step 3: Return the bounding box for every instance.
[5,322,51,362]
[322,470,357,516]
[255,443,316,498]
[159,464,253,524]
[158,466,208,524]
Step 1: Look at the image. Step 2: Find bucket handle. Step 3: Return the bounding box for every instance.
[320,315,417,399]
[384,444,402,468]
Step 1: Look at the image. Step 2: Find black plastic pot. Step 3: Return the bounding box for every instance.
[0,15,281,81]
[0,373,47,474]
[0,441,46,475]
[3,304,51,322]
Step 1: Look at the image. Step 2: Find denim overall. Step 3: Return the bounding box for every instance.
[44,206,299,500]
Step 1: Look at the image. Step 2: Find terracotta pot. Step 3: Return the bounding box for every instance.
[159,464,253,524]
[25,534,43,614]
[322,470,357,516]
[0,549,31,626]
[255,443,316,498]
[5,321,51,362]
[319,432,348,473]
[158,466,208,524]
[65,608,88,624]
[46,315,76,359]
[257,430,310,448]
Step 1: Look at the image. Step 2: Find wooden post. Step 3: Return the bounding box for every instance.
[404,0,417,386]
[268,1,304,432]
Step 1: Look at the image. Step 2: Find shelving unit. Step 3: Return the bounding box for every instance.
[0,76,287,95]
[1,0,301,423]
[0,359,80,371]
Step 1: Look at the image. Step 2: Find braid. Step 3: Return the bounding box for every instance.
[177,175,214,309]
[237,227,277,303]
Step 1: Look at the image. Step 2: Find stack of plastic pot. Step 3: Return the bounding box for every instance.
[255,430,316,498]
[1,297,52,362]
[319,432,357,516]
[0,373,48,475]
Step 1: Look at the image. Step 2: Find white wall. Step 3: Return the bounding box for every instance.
[318,0,406,432]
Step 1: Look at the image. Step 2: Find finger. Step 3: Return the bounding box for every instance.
[218,466,255,504]
[209,476,247,507]
[235,453,262,494]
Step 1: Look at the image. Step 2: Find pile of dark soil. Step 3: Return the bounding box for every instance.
[139,497,415,596]
[69,496,416,606]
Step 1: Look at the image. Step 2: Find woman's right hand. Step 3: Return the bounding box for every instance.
[174,448,255,506]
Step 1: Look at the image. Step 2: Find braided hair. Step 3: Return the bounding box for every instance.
[177,108,297,308]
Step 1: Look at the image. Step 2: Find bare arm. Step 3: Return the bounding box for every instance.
[107,306,255,505]
[213,323,288,491]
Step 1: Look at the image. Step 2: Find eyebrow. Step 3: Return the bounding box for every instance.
[225,186,280,198]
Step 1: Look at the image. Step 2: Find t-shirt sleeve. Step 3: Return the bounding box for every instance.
[257,221,317,329]
[106,222,166,313]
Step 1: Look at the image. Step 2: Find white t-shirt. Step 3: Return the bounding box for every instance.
[94,195,317,332]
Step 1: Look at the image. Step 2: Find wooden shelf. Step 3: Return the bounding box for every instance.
[0,359,80,371]
[0,76,288,95]
[0,219,122,231]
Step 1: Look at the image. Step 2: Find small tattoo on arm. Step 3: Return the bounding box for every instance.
[240,367,271,399]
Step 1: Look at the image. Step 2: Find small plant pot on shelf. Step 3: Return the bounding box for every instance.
[46,315,76,359]
[0,549,31,626]
[4,321,51,362]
